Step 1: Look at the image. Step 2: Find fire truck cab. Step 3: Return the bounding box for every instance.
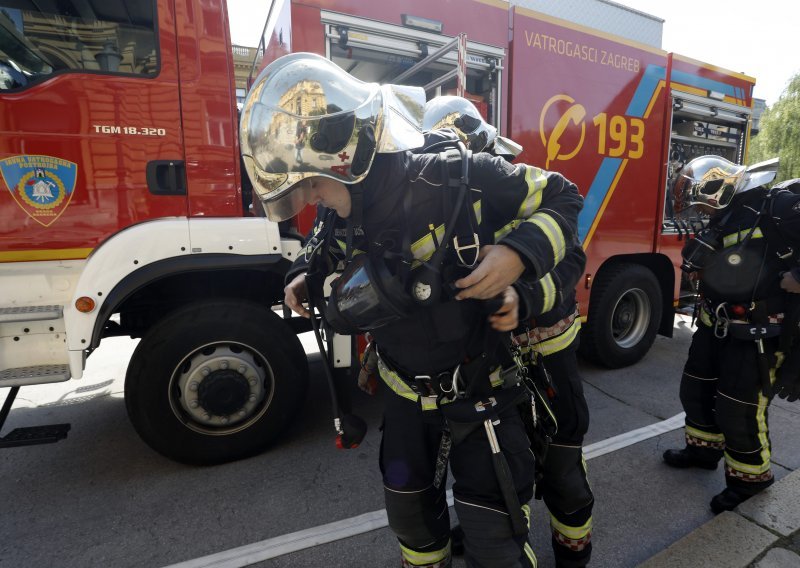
[0,0,310,463]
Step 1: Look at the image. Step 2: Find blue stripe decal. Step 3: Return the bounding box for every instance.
[626,65,666,117]
[670,69,737,98]
[579,158,622,241]
[578,65,665,243]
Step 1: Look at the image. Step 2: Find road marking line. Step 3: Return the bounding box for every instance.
[584,412,685,459]
[162,412,686,568]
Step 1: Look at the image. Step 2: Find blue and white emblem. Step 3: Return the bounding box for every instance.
[0,155,78,226]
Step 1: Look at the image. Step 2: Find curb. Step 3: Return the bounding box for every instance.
[638,469,800,567]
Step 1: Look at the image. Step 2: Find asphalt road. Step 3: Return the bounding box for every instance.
[2,315,800,568]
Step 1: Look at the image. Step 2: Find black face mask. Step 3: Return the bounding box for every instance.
[681,227,722,273]
[324,253,414,335]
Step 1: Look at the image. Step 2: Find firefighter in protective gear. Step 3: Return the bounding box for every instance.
[664,155,800,514]
[426,96,594,567]
[244,53,584,568]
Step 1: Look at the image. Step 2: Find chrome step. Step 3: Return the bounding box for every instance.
[0,365,70,388]
[0,305,63,323]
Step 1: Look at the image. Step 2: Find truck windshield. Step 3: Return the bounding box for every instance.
[0,0,157,90]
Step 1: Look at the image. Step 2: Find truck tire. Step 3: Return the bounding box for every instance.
[125,300,309,464]
[580,263,662,369]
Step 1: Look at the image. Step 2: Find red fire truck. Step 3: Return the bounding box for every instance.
[0,0,755,463]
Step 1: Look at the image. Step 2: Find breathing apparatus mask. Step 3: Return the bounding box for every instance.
[324,252,415,335]
[681,225,723,273]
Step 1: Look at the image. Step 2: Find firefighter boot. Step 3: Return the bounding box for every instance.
[662,446,720,470]
[711,477,775,514]
[710,488,753,514]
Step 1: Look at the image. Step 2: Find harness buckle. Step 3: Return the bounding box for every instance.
[453,234,480,267]
[713,302,730,339]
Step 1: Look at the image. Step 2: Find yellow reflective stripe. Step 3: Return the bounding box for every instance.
[723,227,763,248]
[473,199,482,224]
[685,425,725,443]
[527,211,566,266]
[376,359,453,410]
[550,513,593,540]
[518,166,547,218]
[519,504,537,567]
[699,308,714,327]
[487,366,507,388]
[333,238,365,256]
[533,319,580,356]
[400,541,451,565]
[377,359,419,403]
[539,273,556,313]
[524,542,537,567]
[409,224,445,263]
[725,452,771,475]
[757,388,771,470]
[494,219,520,242]
[421,397,440,411]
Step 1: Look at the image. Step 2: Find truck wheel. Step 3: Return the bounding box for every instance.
[580,263,662,368]
[125,300,309,464]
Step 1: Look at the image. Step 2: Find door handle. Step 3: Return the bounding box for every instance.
[146,160,186,195]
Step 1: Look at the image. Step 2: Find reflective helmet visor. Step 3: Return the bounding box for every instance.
[423,95,497,153]
[673,155,746,215]
[240,53,424,221]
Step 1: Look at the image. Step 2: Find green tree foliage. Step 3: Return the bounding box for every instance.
[749,73,800,182]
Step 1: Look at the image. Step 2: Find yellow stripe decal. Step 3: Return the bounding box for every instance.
[0,248,93,262]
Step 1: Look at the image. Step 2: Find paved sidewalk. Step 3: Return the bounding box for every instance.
[639,469,800,567]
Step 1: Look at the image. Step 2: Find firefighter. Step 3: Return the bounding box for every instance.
[425,96,594,568]
[664,155,800,514]
[241,53,584,567]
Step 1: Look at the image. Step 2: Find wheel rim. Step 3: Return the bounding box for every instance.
[610,288,651,349]
[168,342,274,435]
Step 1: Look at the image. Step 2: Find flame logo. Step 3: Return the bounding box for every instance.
[540,94,586,168]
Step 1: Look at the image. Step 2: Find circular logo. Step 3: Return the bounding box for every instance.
[539,94,586,168]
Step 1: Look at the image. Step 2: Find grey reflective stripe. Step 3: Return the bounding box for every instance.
[518,166,548,218]
[539,272,556,313]
[526,211,566,265]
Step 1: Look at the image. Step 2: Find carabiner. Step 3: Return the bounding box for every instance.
[714,302,730,339]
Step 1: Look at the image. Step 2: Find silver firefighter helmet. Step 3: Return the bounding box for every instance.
[673,155,779,215]
[240,52,425,221]
[423,95,521,158]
